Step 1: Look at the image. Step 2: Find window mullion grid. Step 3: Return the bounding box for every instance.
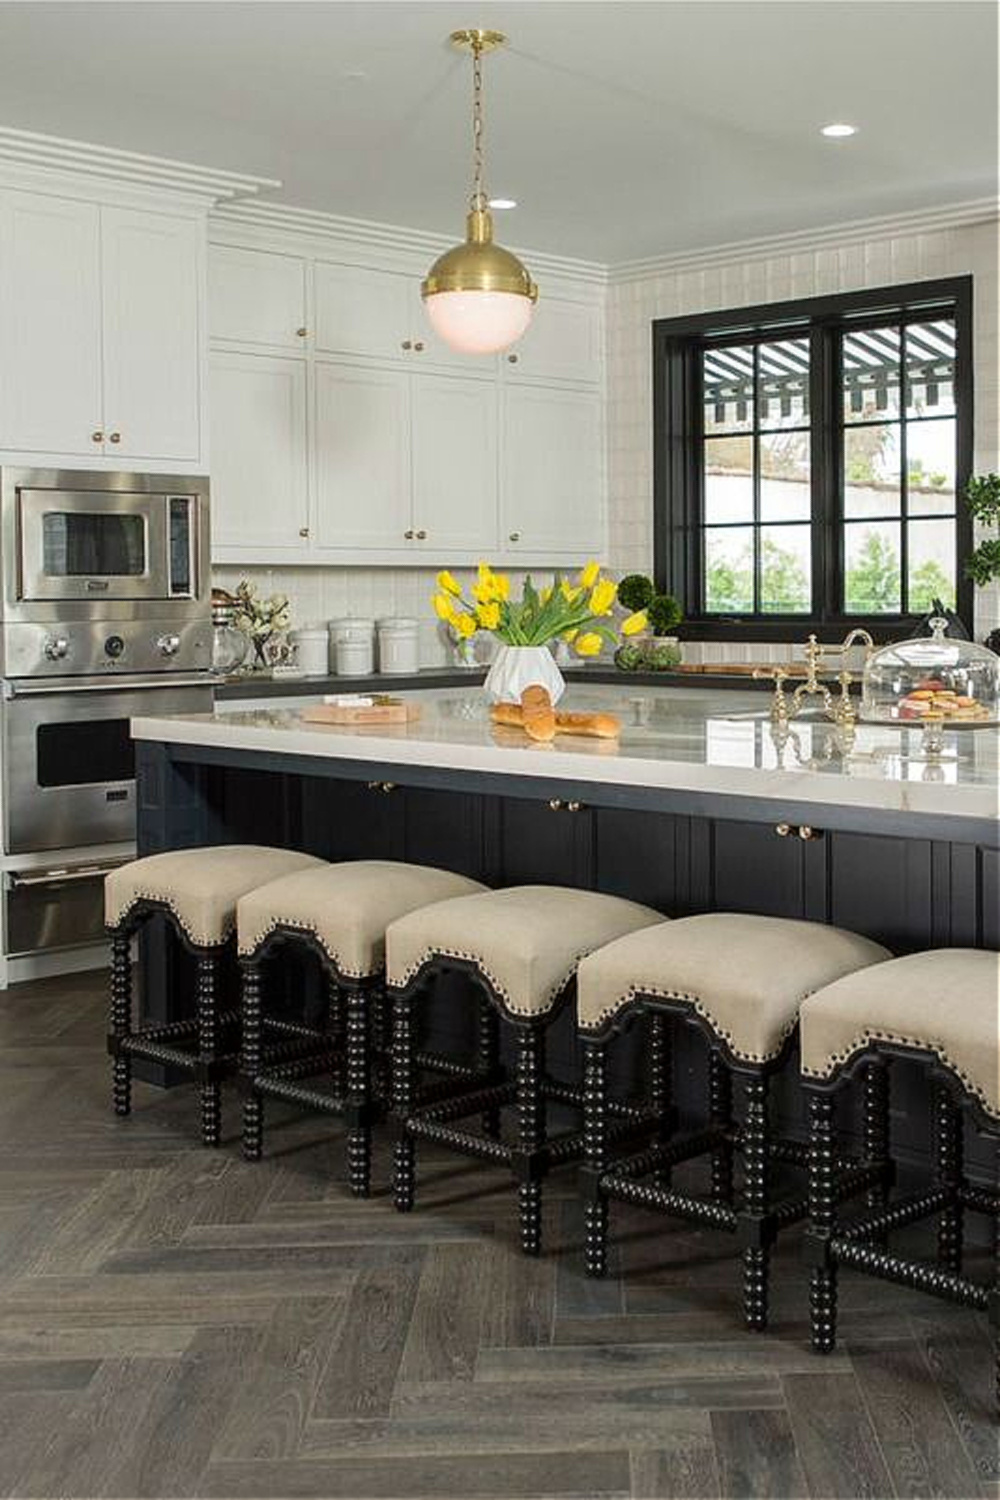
[752,343,761,614]
[899,322,909,614]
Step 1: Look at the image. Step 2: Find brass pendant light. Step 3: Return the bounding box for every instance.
[422,29,538,354]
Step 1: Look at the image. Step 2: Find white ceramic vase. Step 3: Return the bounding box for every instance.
[484,644,566,705]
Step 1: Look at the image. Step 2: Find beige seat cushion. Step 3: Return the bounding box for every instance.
[801,948,1000,1119]
[577,913,892,1062]
[237,860,488,978]
[386,885,663,1017]
[105,845,325,947]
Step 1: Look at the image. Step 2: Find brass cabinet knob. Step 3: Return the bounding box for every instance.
[548,798,564,811]
[382,781,396,793]
[507,353,519,364]
[798,825,821,841]
[509,531,521,542]
[91,430,104,443]
[401,339,412,350]
[566,800,584,813]
[414,341,425,352]
[415,529,427,540]
[367,780,396,794]
[775,822,792,838]
[296,326,308,338]
[109,431,121,444]
[298,527,309,538]
[404,529,415,540]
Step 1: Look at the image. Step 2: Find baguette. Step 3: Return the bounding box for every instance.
[520,684,557,742]
[490,703,621,739]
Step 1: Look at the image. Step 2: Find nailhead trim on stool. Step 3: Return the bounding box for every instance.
[105,845,324,1147]
[800,949,1000,1412]
[386,885,663,1255]
[575,913,892,1331]
[236,860,488,1197]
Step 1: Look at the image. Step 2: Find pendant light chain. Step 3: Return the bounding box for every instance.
[470,42,488,212]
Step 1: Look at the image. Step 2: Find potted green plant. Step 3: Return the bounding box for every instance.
[613,573,684,671]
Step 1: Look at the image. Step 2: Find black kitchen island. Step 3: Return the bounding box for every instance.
[131,684,1000,1180]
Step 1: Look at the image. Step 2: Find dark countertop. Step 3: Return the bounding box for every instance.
[216,664,782,700]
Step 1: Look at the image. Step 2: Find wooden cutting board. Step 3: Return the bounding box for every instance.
[300,699,420,726]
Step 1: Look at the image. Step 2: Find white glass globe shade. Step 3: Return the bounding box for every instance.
[424,290,534,355]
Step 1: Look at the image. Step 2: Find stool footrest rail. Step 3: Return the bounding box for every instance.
[829,1236,990,1311]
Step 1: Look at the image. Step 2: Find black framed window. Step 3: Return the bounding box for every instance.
[653,277,973,640]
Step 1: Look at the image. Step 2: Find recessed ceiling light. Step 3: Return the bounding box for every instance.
[821,123,857,138]
[488,197,517,210]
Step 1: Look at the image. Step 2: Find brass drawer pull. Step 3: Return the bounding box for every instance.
[775,821,822,841]
[548,798,564,811]
[775,822,792,838]
[367,780,397,794]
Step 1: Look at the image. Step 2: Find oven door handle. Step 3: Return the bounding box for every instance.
[4,675,221,697]
[8,859,129,888]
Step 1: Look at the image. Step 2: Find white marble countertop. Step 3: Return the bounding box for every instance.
[132,685,1000,824]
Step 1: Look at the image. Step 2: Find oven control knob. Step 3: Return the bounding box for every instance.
[104,634,125,659]
[43,635,69,661]
[156,633,181,658]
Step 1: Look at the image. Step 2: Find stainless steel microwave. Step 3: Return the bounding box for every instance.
[1,468,210,609]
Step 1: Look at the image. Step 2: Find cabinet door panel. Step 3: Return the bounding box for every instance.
[403,788,485,880]
[0,191,102,455]
[208,244,306,349]
[299,778,401,861]
[495,797,593,889]
[505,296,601,384]
[411,374,497,552]
[209,352,307,550]
[711,820,805,918]
[501,385,603,553]
[314,262,411,360]
[313,363,410,549]
[594,808,684,913]
[101,207,201,463]
[827,832,932,952]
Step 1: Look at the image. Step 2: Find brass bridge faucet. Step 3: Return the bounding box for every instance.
[754,629,875,733]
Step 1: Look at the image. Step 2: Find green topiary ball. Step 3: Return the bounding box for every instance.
[617,573,655,612]
[647,593,683,635]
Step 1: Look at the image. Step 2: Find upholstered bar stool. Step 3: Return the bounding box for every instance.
[386,885,662,1254]
[576,913,892,1329]
[105,845,325,1145]
[800,948,1000,1407]
[236,860,487,1196]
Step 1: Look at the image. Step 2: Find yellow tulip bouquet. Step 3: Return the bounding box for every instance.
[433,562,647,658]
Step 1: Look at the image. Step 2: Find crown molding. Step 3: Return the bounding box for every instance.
[609,198,1000,285]
[210,198,608,287]
[0,127,279,205]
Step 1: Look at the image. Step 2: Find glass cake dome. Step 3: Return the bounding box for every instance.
[861,617,1000,726]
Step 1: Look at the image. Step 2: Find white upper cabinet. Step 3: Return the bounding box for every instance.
[411,374,497,553]
[313,362,410,550]
[0,188,206,470]
[501,384,604,555]
[101,207,202,465]
[0,191,103,456]
[503,295,602,385]
[208,244,307,351]
[209,351,308,552]
[314,262,412,361]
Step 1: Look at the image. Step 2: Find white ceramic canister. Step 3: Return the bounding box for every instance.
[289,627,330,676]
[377,617,420,675]
[329,618,375,677]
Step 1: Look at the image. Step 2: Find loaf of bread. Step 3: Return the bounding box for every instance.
[520,685,557,742]
[490,703,621,739]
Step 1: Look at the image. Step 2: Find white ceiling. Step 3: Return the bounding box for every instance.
[0,1,995,263]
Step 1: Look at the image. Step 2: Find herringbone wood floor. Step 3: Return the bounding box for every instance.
[0,969,996,1500]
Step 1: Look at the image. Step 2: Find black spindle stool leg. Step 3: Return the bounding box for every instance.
[345,987,373,1197]
[197,954,221,1148]
[808,1089,839,1354]
[863,1060,890,1221]
[391,991,416,1212]
[583,1040,610,1278]
[648,1013,672,1186]
[479,996,502,1138]
[709,1049,734,1204]
[110,930,133,1117]
[936,1082,964,1274]
[741,1072,771,1331]
[241,957,264,1161]
[516,1024,546,1256]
